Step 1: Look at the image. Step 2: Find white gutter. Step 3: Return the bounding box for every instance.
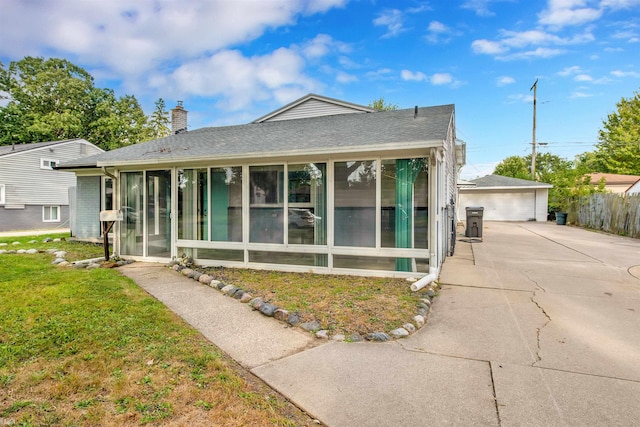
[410,266,440,292]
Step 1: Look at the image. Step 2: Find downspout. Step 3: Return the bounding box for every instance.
[410,266,439,292]
[101,167,118,258]
[102,166,117,182]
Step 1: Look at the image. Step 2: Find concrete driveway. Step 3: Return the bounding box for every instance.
[254,222,640,426]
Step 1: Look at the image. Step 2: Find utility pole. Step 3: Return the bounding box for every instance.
[530,79,538,181]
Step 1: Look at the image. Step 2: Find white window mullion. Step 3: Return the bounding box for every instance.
[242,164,250,266]
[375,158,381,249]
[327,160,334,270]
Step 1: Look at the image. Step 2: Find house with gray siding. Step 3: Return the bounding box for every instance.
[0,139,103,232]
[58,95,464,280]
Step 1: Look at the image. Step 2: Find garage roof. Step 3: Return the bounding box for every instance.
[464,175,552,190]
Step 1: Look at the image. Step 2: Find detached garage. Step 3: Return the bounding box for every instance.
[458,175,552,222]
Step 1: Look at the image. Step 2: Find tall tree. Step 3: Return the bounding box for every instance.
[493,155,530,179]
[369,97,399,111]
[588,90,640,174]
[148,98,171,139]
[0,56,149,150]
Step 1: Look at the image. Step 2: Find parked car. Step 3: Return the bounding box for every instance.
[288,208,319,228]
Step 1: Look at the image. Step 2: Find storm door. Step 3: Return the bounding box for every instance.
[146,170,172,257]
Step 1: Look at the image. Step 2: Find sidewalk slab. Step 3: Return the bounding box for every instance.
[492,362,640,427]
[119,263,315,369]
[404,285,544,366]
[253,342,498,427]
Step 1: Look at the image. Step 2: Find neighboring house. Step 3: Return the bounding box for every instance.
[458,175,552,222]
[0,139,103,232]
[626,178,640,196]
[586,173,640,194]
[58,94,465,278]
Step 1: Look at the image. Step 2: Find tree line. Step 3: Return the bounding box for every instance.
[493,90,640,211]
[0,57,172,151]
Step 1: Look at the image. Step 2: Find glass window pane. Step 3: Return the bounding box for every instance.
[178,169,208,240]
[334,160,376,247]
[120,172,143,256]
[250,251,327,267]
[288,163,326,247]
[211,167,242,242]
[250,165,284,243]
[146,170,171,257]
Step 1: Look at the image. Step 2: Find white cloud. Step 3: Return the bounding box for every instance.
[600,0,640,9]
[460,0,508,17]
[611,70,640,78]
[302,34,351,59]
[336,71,358,83]
[570,91,593,98]
[401,69,428,81]
[538,0,603,28]
[425,20,462,44]
[497,76,516,86]
[574,73,593,81]
[159,48,318,111]
[373,9,406,38]
[471,39,507,54]
[431,73,453,85]
[508,93,535,103]
[365,68,394,80]
[557,65,583,76]
[304,0,348,14]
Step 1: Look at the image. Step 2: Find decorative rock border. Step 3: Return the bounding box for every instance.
[0,238,134,269]
[167,258,440,342]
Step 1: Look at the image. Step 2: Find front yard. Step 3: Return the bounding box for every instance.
[0,234,427,425]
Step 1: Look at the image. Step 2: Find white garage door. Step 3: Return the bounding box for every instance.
[460,190,536,221]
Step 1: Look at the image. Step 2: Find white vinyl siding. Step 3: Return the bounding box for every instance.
[0,140,103,206]
[0,183,5,204]
[262,98,369,122]
[43,205,60,222]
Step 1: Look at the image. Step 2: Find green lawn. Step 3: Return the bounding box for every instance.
[0,235,311,426]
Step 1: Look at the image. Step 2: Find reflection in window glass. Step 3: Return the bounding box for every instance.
[250,165,284,243]
[211,167,242,242]
[287,163,326,248]
[334,160,376,247]
[120,172,143,256]
[178,169,208,240]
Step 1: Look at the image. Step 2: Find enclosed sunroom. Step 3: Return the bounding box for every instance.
[62,95,463,277]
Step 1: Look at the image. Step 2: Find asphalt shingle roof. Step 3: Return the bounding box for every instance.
[470,174,552,188]
[0,139,82,157]
[58,105,454,169]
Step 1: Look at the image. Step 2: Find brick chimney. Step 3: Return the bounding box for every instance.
[171,101,188,134]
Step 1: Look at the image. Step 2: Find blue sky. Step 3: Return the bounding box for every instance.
[1,0,639,179]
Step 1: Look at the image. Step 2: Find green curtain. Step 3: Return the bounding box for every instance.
[211,170,229,241]
[313,163,328,267]
[395,159,424,271]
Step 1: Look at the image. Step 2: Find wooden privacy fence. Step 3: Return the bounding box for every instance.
[568,193,640,238]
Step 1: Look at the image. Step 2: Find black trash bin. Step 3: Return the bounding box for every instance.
[465,207,484,238]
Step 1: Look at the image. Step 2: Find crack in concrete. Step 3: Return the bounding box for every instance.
[488,362,502,426]
[524,271,551,365]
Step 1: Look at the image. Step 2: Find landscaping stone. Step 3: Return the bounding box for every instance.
[365,332,391,342]
[0,250,6,254]
[210,279,221,287]
[420,298,431,307]
[220,285,236,295]
[53,238,63,242]
[28,240,37,244]
[315,330,329,339]
[42,238,53,243]
[239,293,252,303]
[181,268,194,277]
[7,250,16,254]
[57,261,70,267]
[417,307,428,317]
[286,313,301,326]
[403,323,416,333]
[12,241,20,245]
[87,263,101,270]
[273,308,289,322]
[300,320,321,332]
[52,257,65,265]
[54,251,67,258]
[172,264,183,271]
[259,303,278,317]
[0,243,6,246]
[248,297,264,310]
[332,334,346,342]
[413,315,425,328]
[17,249,26,254]
[390,328,409,338]
[217,282,226,290]
[198,274,213,284]
[425,288,436,298]
[26,249,38,254]
[72,263,88,269]
[46,248,58,253]
[232,290,245,300]
[348,333,364,342]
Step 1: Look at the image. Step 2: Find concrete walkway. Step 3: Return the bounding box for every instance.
[120,222,640,426]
